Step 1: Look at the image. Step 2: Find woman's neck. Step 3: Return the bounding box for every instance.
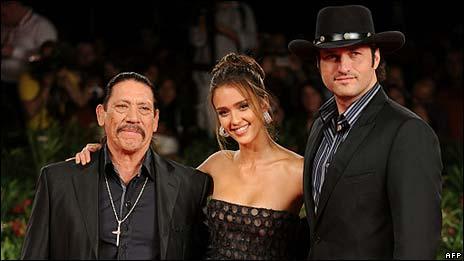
[236,131,276,165]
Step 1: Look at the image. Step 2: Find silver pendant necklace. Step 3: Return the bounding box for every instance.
[104,173,148,246]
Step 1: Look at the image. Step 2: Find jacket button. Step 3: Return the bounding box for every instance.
[315,235,321,244]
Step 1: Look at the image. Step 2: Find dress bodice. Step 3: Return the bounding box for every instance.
[205,198,300,260]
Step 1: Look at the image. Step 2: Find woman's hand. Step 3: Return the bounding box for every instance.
[74,143,102,165]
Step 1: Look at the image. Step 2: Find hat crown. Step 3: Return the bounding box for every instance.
[287,4,405,58]
[315,5,375,38]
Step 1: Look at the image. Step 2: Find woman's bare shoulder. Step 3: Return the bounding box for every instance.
[279,147,304,177]
[197,150,235,175]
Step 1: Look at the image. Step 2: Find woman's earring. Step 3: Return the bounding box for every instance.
[219,126,230,137]
[263,111,273,124]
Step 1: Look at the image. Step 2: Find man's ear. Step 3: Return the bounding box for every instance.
[152,109,160,133]
[96,104,106,126]
[373,48,381,69]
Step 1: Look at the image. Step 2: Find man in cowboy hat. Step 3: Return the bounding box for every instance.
[289,5,442,259]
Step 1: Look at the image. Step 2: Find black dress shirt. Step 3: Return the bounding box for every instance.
[99,145,160,260]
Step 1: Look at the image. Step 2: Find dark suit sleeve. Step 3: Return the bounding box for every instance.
[387,118,442,259]
[21,167,50,259]
[292,217,310,260]
[192,170,213,259]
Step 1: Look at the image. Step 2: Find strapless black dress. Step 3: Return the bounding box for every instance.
[204,198,301,260]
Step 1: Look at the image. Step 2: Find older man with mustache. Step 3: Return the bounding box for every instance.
[21,72,212,260]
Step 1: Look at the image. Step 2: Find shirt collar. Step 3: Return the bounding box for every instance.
[319,95,338,125]
[319,82,381,133]
[103,144,155,181]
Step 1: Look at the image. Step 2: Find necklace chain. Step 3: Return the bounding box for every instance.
[104,173,148,224]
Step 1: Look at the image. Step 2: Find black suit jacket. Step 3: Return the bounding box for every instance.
[303,89,442,259]
[21,149,212,260]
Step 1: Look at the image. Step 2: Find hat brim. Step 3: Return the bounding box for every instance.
[288,31,405,59]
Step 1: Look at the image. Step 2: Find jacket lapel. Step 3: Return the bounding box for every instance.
[303,118,324,232]
[315,89,388,224]
[153,152,180,259]
[71,151,101,258]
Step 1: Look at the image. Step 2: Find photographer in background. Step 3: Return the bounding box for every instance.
[18,41,97,130]
[1,0,57,134]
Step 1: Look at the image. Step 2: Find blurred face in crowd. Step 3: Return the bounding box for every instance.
[302,84,323,113]
[213,84,267,146]
[387,87,406,106]
[319,45,379,112]
[76,42,97,68]
[97,80,159,154]
[386,65,405,89]
[144,64,159,84]
[159,79,177,105]
[412,79,435,104]
[261,56,275,74]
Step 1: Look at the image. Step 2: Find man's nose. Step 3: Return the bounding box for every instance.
[125,106,140,122]
[338,55,352,73]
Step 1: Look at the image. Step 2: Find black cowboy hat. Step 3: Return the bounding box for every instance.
[288,5,405,58]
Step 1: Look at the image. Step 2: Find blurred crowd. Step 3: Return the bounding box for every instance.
[2,0,462,160]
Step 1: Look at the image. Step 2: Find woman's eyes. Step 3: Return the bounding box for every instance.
[239,103,249,110]
[218,111,229,117]
[217,103,249,117]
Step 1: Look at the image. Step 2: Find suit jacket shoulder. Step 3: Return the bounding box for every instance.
[378,94,438,138]
[156,154,212,190]
[40,158,94,178]
[37,152,100,191]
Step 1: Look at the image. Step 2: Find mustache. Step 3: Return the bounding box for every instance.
[334,73,357,79]
[117,124,145,139]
